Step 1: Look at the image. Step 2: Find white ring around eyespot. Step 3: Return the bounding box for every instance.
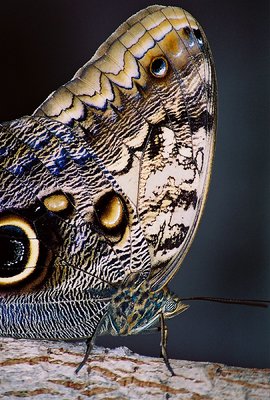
[0,215,39,285]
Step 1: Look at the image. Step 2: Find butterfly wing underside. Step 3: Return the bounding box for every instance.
[0,5,216,340]
[35,5,216,289]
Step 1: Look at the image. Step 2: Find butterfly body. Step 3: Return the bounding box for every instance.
[100,277,188,337]
[0,5,216,350]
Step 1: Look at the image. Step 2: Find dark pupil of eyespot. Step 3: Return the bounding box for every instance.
[151,58,166,75]
[193,29,203,46]
[0,225,29,277]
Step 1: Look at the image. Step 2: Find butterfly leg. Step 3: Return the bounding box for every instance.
[75,337,93,374]
[159,312,175,376]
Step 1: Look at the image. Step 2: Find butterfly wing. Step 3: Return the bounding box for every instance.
[0,116,151,339]
[34,5,216,290]
[0,5,216,340]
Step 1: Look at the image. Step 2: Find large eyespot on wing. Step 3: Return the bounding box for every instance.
[0,214,39,286]
[0,210,54,293]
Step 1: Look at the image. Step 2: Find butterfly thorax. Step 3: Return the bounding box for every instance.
[102,278,189,336]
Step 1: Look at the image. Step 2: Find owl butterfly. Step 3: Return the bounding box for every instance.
[0,5,216,373]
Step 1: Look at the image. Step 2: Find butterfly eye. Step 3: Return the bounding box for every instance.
[95,192,127,242]
[150,56,169,78]
[0,215,39,286]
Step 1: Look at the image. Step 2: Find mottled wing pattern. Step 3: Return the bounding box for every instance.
[35,5,216,288]
[0,117,151,339]
[0,5,216,340]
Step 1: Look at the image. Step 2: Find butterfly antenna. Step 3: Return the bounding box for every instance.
[180,296,270,308]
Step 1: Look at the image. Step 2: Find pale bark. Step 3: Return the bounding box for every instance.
[0,338,269,399]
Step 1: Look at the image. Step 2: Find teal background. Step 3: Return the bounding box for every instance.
[0,0,269,368]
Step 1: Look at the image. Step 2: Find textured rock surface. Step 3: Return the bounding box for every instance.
[0,338,269,399]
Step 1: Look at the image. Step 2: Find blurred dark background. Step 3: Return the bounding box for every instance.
[0,0,269,368]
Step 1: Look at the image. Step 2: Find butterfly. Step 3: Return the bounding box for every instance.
[0,5,216,373]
